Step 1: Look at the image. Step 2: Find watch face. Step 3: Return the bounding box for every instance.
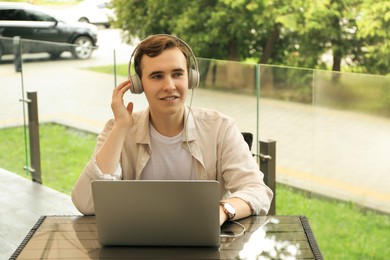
[224,203,235,214]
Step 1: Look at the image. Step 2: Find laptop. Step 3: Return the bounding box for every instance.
[91,180,220,247]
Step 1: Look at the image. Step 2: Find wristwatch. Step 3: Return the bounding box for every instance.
[220,202,236,220]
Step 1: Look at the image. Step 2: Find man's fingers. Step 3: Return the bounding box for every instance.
[114,80,131,95]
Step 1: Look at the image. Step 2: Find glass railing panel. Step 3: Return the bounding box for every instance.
[313,70,390,214]
[16,38,118,193]
[0,36,26,128]
[196,58,259,152]
[258,65,314,201]
[0,36,31,177]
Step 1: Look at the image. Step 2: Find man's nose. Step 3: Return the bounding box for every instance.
[162,77,175,91]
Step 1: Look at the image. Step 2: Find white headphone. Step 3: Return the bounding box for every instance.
[128,34,200,94]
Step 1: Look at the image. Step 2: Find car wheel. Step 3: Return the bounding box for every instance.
[71,36,94,59]
[78,17,89,23]
[49,51,62,60]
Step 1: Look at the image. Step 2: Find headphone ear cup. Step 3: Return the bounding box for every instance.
[188,68,199,89]
[129,74,143,94]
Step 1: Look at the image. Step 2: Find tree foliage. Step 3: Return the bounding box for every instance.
[111,0,389,75]
[356,0,390,74]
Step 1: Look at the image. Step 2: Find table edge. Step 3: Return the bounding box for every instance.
[299,215,324,260]
[10,215,47,260]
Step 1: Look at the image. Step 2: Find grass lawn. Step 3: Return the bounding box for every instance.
[0,123,95,193]
[1,123,389,259]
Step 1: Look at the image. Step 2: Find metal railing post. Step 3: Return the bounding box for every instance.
[13,36,22,72]
[26,91,42,183]
[259,139,276,215]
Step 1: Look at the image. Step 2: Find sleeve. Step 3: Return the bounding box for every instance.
[71,119,123,215]
[220,121,273,215]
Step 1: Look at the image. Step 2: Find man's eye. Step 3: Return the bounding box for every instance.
[173,72,184,77]
[151,74,162,79]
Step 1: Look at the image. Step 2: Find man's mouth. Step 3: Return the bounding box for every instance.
[161,96,178,101]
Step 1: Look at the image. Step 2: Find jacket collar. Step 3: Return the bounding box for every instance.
[183,106,197,142]
[135,107,151,145]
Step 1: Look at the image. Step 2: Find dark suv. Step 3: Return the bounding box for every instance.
[0,2,98,60]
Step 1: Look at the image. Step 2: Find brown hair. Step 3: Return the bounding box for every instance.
[133,35,191,78]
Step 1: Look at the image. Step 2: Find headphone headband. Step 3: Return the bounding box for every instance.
[128,34,200,94]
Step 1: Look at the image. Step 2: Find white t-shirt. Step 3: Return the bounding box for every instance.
[141,124,195,180]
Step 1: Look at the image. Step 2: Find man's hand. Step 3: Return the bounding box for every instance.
[111,80,134,128]
[96,80,135,174]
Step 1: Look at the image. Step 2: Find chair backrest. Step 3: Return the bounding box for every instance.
[241,132,253,151]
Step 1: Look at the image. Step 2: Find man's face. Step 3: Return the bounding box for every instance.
[140,47,189,117]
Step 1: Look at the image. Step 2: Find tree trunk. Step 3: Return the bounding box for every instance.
[260,23,280,64]
[330,0,342,82]
[227,40,240,61]
[332,49,342,72]
[332,49,342,83]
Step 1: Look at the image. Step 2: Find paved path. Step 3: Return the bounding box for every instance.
[1,31,389,215]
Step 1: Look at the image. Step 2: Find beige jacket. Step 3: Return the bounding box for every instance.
[71,106,273,215]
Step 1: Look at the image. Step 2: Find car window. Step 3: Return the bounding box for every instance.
[23,9,57,22]
[0,8,56,22]
[0,9,28,20]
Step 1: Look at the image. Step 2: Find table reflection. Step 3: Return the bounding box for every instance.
[220,217,301,259]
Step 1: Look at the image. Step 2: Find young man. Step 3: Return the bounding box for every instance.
[71,34,273,225]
